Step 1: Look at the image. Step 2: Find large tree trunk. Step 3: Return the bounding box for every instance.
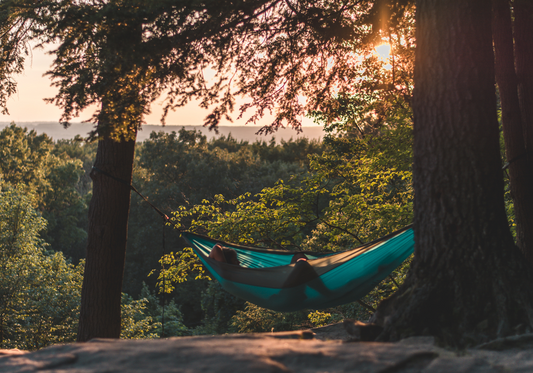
[77,134,136,341]
[375,0,533,347]
[513,0,533,265]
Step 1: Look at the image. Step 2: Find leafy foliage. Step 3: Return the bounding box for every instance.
[307,310,334,328]
[0,124,93,261]
[192,282,245,335]
[230,302,310,333]
[6,0,416,135]
[120,284,189,339]
[0,0,31,114]
[0,184,83,350]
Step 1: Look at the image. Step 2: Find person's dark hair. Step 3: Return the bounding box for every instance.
[291,252,308,264]
[222,248,239,265]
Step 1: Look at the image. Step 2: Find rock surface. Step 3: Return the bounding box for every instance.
[1,325,533,372]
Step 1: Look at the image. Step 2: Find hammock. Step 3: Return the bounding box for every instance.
[182,226,414,312]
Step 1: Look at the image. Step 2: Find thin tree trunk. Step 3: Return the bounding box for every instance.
[513,0,533,265]
[77,134,136,341]
[374,0,533,347]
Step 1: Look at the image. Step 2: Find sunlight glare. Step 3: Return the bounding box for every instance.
[374,43,391,61]
[374,43,392,70]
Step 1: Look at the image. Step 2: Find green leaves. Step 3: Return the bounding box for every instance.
[120,283,190,339]
[0,184,84,350]
[154,247,210,294]
[0,182,193,347]
[0,185,45,258]
[230,302,309,333]
[0,124,92,261]
[307,310,332,328]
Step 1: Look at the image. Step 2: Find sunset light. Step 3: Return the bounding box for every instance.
[374,43,393,70]
[375,43,391,59]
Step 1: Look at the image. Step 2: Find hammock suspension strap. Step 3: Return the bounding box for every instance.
[92,166,170,222]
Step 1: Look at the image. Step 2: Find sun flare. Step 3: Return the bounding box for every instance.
[374,43,392,70]
[374,43,391,60]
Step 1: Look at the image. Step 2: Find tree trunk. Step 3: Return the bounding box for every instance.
[493,0,533,264]
[513,0,533,265]
[77,134,136,341]
[375,0,533,347]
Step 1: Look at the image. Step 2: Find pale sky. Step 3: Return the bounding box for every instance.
[3,46,316,128]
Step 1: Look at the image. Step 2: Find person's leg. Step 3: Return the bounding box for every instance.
[286,255,332,296]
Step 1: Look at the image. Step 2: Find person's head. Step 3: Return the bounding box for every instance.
[222,247,240,266]
[291,252,308,264]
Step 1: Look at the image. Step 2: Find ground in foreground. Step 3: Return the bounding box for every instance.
[1,323,533,372]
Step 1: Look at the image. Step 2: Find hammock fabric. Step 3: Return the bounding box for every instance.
[182,226,414,312]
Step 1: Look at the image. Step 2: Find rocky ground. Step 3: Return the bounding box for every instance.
[1,323,533,372]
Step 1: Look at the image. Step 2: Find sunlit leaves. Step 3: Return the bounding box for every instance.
[307,310,332,328]
[230,302,308,333]
[153,247,210,294]
[120,294,160,339]
[306,122,414,248]
[164,119,413,275]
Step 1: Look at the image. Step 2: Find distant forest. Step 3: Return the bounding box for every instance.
[0,122,324,144]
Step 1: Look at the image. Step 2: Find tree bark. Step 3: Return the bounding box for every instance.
[512,0,533,265]
[375,0,533,347]
[77,134,136,341]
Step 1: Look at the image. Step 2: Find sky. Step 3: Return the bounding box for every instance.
[2,46,317,128]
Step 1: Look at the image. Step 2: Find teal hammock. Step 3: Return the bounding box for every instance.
[182,226,414,312]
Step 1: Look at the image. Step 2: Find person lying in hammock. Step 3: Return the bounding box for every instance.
[208,243,329,303]
[209,243,241,266]
[209,243,309,266]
